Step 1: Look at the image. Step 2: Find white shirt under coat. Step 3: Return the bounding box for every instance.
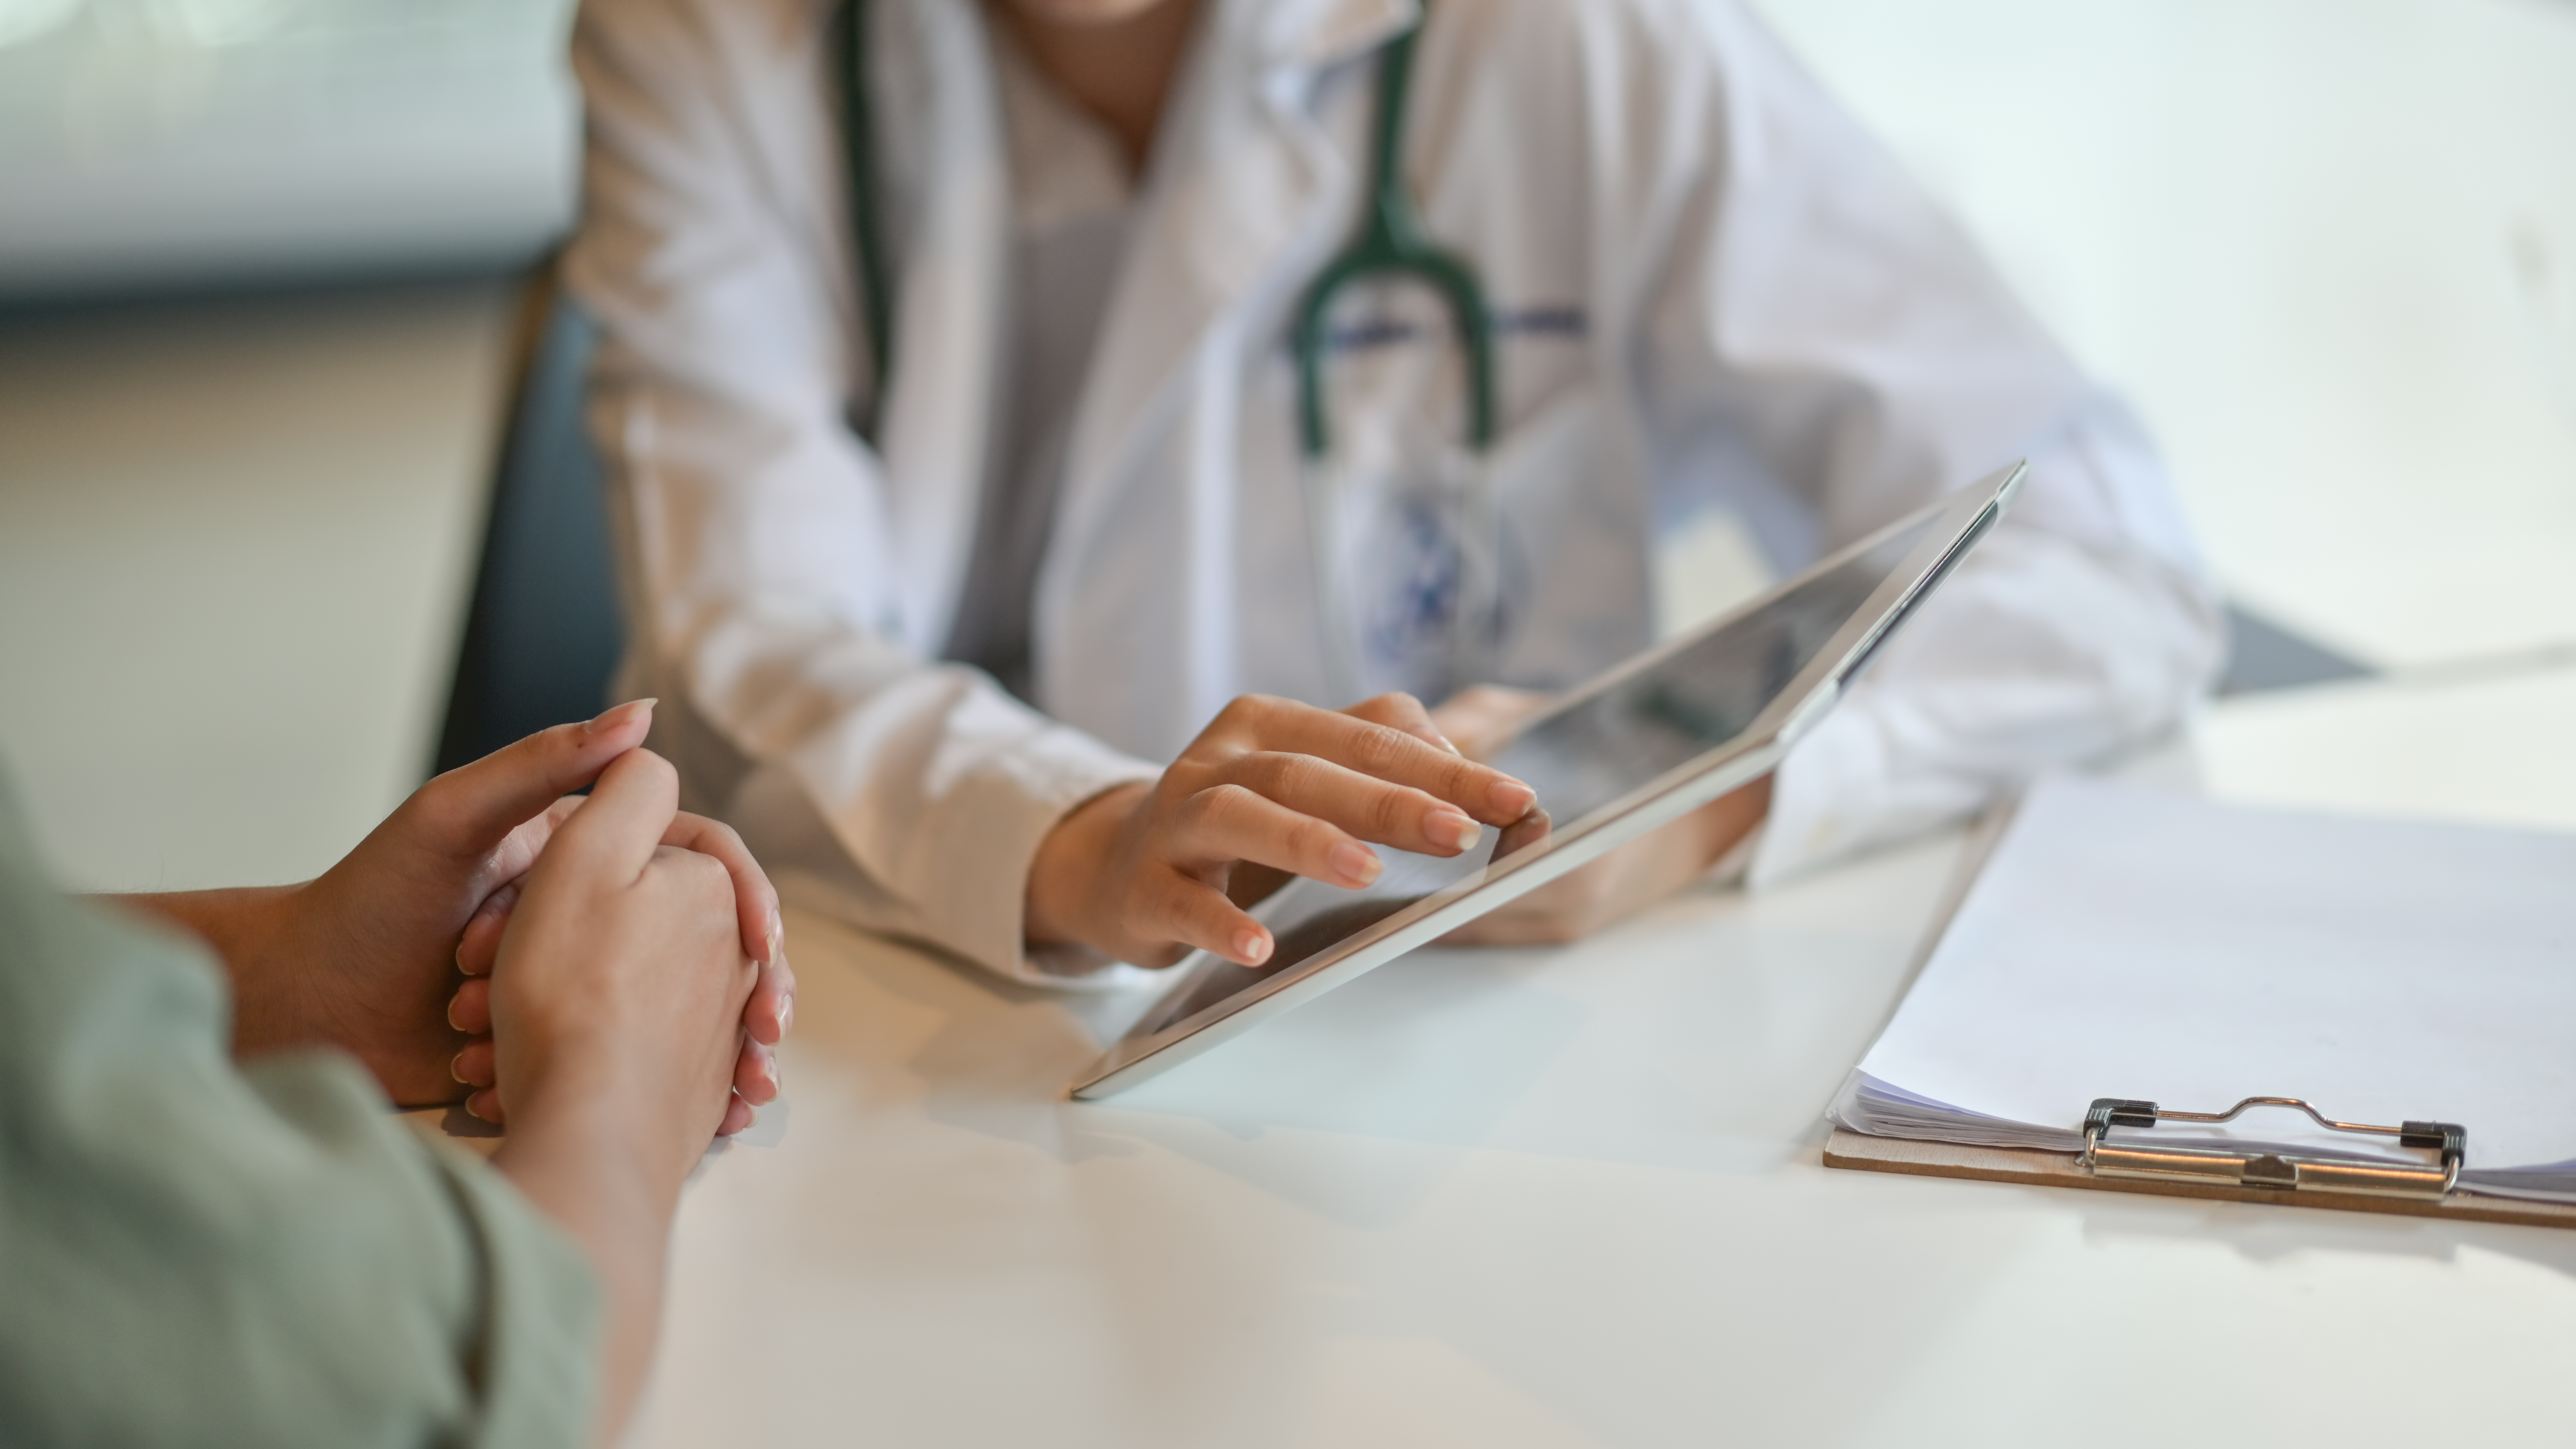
[566,0,2225,985]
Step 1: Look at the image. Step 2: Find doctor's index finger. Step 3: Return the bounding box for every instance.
[1213,754,1489,861]
[1233,698,1533,825]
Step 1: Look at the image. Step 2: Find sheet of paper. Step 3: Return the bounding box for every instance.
[1854,776,2576,1170]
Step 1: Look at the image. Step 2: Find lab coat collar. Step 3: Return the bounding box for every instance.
[1254,0,1418,70]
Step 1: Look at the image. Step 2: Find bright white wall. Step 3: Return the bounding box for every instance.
[1750,0,2576,668]
[0,283,510,890]
[0,0,578,297]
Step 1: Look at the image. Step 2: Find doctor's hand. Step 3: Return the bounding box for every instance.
[1025,693,1537,969]
[1429,686,1774,947]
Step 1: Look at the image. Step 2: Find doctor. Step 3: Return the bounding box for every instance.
[566,0,2222,982]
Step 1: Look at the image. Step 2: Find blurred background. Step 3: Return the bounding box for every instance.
[1,0,2571,892]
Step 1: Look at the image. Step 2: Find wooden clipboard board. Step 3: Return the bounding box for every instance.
[1822,1128,2576,1230]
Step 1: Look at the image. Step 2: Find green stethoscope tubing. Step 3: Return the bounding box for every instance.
[840,0,895,443]
[840,3,1501,696]
[1288,20,1496,458]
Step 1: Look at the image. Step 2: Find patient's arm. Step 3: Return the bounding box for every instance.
[114,702,793,1117]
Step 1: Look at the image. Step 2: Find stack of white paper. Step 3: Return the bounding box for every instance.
[1831,775,2576,1203]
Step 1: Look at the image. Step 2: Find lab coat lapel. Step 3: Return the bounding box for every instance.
[869,0,1008,660]
[1038,0,1417,755]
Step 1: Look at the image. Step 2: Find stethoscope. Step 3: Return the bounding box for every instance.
[839,3,1502,705]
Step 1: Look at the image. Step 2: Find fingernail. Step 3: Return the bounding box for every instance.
[1488,778,1536,818]
[1429,809,1481,852]
[1234,929,1271,965]
[1328,842,1382,887]
[449,1052,470,1086]
[1437,733,1463,756]
[583,698,657,736]
[465,1095,494,1124]
[779,996,794,1037]
[445,996,467,1032]
[766,1057,783,1096]
[765,906,785,966]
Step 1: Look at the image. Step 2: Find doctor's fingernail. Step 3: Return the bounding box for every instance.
[445,995,468,1032]
[1329,842,1382,887]
[583,698,658,737]
[1435,733,1463,756]
[1488,779,1536,818]
[450,1052,470,1086]
[1234,929,1271,965]
[1428,809,1481,852]
[765,906,785,965]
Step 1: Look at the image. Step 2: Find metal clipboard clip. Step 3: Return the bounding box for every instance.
[2080,1096,2466,1201]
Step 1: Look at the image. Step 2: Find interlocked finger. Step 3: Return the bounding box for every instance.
[455,885,517,977]
[446,977,493,1035]
[733,1037,780,1105]
[449,1037,497,1090]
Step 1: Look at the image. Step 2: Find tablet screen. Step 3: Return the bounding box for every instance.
[1133,510,1942,1037]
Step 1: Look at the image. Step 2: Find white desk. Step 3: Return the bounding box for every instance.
[632,676,2576,1447]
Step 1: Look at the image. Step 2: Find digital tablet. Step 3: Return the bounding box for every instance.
[1068,463,2026,1099]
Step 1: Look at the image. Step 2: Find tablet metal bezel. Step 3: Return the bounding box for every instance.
[1067,463,2025,1100]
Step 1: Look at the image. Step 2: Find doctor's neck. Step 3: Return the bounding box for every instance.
[994,0,1200,170]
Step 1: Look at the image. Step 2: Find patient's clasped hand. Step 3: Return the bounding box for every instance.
[93,698,795,1445]
[124,697,795,1131]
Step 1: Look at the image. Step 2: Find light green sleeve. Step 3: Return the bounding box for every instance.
[0,775,601,1448]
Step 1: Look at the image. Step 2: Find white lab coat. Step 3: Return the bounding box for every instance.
[566,0,2223,984]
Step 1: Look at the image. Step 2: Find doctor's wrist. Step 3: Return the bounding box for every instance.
[1025,782,1150,954]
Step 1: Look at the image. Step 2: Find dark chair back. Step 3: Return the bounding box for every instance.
[432,278,624,774]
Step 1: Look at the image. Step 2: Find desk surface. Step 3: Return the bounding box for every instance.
[629,677,2576,1447]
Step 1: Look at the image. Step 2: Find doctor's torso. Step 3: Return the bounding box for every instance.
[849,0,1681,760]
[573,0,2112,775]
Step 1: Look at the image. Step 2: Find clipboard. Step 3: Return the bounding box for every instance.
[1816,780,2576,1231]
[1822,1126,2576,1229]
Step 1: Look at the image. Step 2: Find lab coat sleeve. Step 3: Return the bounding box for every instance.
[564,0,1157,981]
[0,777,599,1449]
[1582,0,2226,879]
